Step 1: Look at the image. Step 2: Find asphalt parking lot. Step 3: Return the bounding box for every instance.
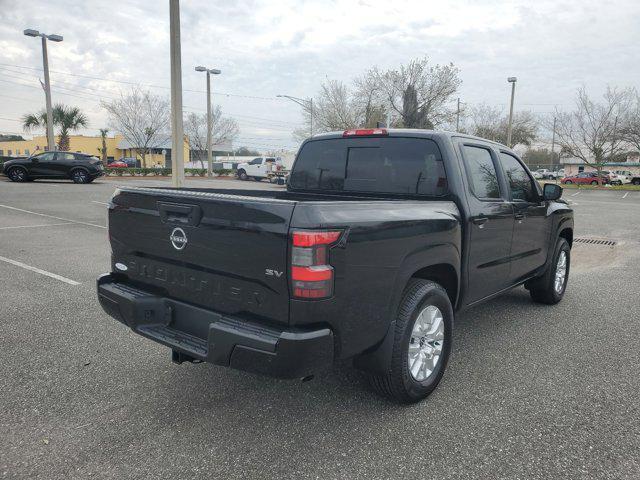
[1,177,639,479]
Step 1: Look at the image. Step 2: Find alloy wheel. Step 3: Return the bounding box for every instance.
[407,305,445,382]
[554,250,567,294]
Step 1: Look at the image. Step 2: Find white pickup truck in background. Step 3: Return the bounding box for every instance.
[236,157,284,181]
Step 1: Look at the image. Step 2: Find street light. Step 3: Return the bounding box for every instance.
[169,0,185,188]
[195,66,222,177]
[23,28,63,151]
[277,94,314,137]
[506,76,517,148]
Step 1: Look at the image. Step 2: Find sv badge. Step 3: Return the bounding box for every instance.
[265,269,283,278]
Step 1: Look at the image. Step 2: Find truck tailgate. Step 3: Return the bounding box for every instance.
[108,187,295,325]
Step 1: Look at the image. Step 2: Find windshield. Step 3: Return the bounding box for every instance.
[290,136,447,196]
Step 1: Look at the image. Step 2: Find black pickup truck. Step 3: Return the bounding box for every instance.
[97,129,573,403]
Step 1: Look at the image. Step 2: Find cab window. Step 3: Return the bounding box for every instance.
[33,152,56,162]
[499,153,537,202]
[461,145,501,199]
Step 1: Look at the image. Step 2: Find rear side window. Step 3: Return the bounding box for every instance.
[461,145,500,199]
[499,152,537,202]
[290,137,447,195]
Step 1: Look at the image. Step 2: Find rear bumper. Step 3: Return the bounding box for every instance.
[97,273,334,379]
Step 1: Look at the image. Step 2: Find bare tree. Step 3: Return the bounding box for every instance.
[621,91,640,153]
[373,57,461,128]
[293,80,361,142]
[101,87,170,164]
[184,108,240,167]
[553,86,634,180]
[466,104,538,147]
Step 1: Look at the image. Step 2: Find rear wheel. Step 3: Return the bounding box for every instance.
[368,279,453,403]
[71,168,90,184]
[7,167,28,182]
[590,180,598,185]
[632,178,640,186]
[564,180,572,184]
[237,169,248,180]
[527,238,570,304]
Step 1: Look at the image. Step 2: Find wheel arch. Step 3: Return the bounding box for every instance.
[354,246,460,375]
[558,226,573,248]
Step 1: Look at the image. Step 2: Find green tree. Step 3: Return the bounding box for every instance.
[22,104,89,151]
[99,128,109,164]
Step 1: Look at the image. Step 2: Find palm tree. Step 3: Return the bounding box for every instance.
[22,104,89,151]
[99,128,109,164]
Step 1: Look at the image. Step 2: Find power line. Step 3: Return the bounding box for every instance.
[0,69,301,128]
[0,62,280,101]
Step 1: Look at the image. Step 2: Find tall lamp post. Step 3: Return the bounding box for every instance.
[169,0,186,188]
[23,29,63,152]
[195,66,221,177]
[277,94,314,137]
[506,76,517,148]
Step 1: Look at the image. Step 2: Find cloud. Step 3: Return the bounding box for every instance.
[1,0,638,150]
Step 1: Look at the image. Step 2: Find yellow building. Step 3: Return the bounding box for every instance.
[0,133,190,168]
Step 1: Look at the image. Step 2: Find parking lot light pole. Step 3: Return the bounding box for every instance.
[195,66,221,177]
[506,76,517,148]
[277,94,314,137]
[169,0,185,188]
[24,29,63,152]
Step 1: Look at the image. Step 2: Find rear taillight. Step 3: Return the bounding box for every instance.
[291,230,341,299]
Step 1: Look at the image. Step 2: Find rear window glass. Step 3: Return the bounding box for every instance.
[290,137,447,195]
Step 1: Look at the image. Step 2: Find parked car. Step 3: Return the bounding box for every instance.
[236,156,283,181]
[610,170,633,185]
[107,160,129,168]
[2,151,103,183]
[97,129,573,403]
[117,157,139,167]
[561,171,609,185]
[533,168,556,179]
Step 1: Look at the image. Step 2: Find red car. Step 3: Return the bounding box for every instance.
[107,160,128,168]
[561,171,609,185]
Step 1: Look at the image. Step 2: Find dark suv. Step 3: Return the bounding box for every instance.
[2,151,104,184]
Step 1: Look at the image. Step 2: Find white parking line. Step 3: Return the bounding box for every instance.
[0,204,106,229]
[0,255,81,285]
[571,192,580,197]
[91,201,109,206]
[622,192,629,199]
[0,222,75,230]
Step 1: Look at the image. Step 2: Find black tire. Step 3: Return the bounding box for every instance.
[632,179,640,186]
[7,166,28,182]
[590,180,598,185]
[564,180,572,184]
[368,279,453,403]
[71,168,90,184]
[527,238,570,305]
[237,169,248,180]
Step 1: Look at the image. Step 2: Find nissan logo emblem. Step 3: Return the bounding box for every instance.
[170,227,188,251]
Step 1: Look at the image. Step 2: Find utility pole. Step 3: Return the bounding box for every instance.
[169,0,185,188]
[456,97,461,132]
[506,77,517,148]
[309,98,314,137]
[24,29,63,151]
[550,116,557,167]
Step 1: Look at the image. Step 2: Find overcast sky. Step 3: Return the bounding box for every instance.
[1,0,639,151]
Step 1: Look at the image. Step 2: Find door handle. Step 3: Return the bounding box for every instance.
[158,202,202,226]
[472,217,488,226]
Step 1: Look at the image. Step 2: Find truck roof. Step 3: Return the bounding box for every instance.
[308,128,510,150]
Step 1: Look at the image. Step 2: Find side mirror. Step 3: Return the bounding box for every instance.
[543,183,562,201]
